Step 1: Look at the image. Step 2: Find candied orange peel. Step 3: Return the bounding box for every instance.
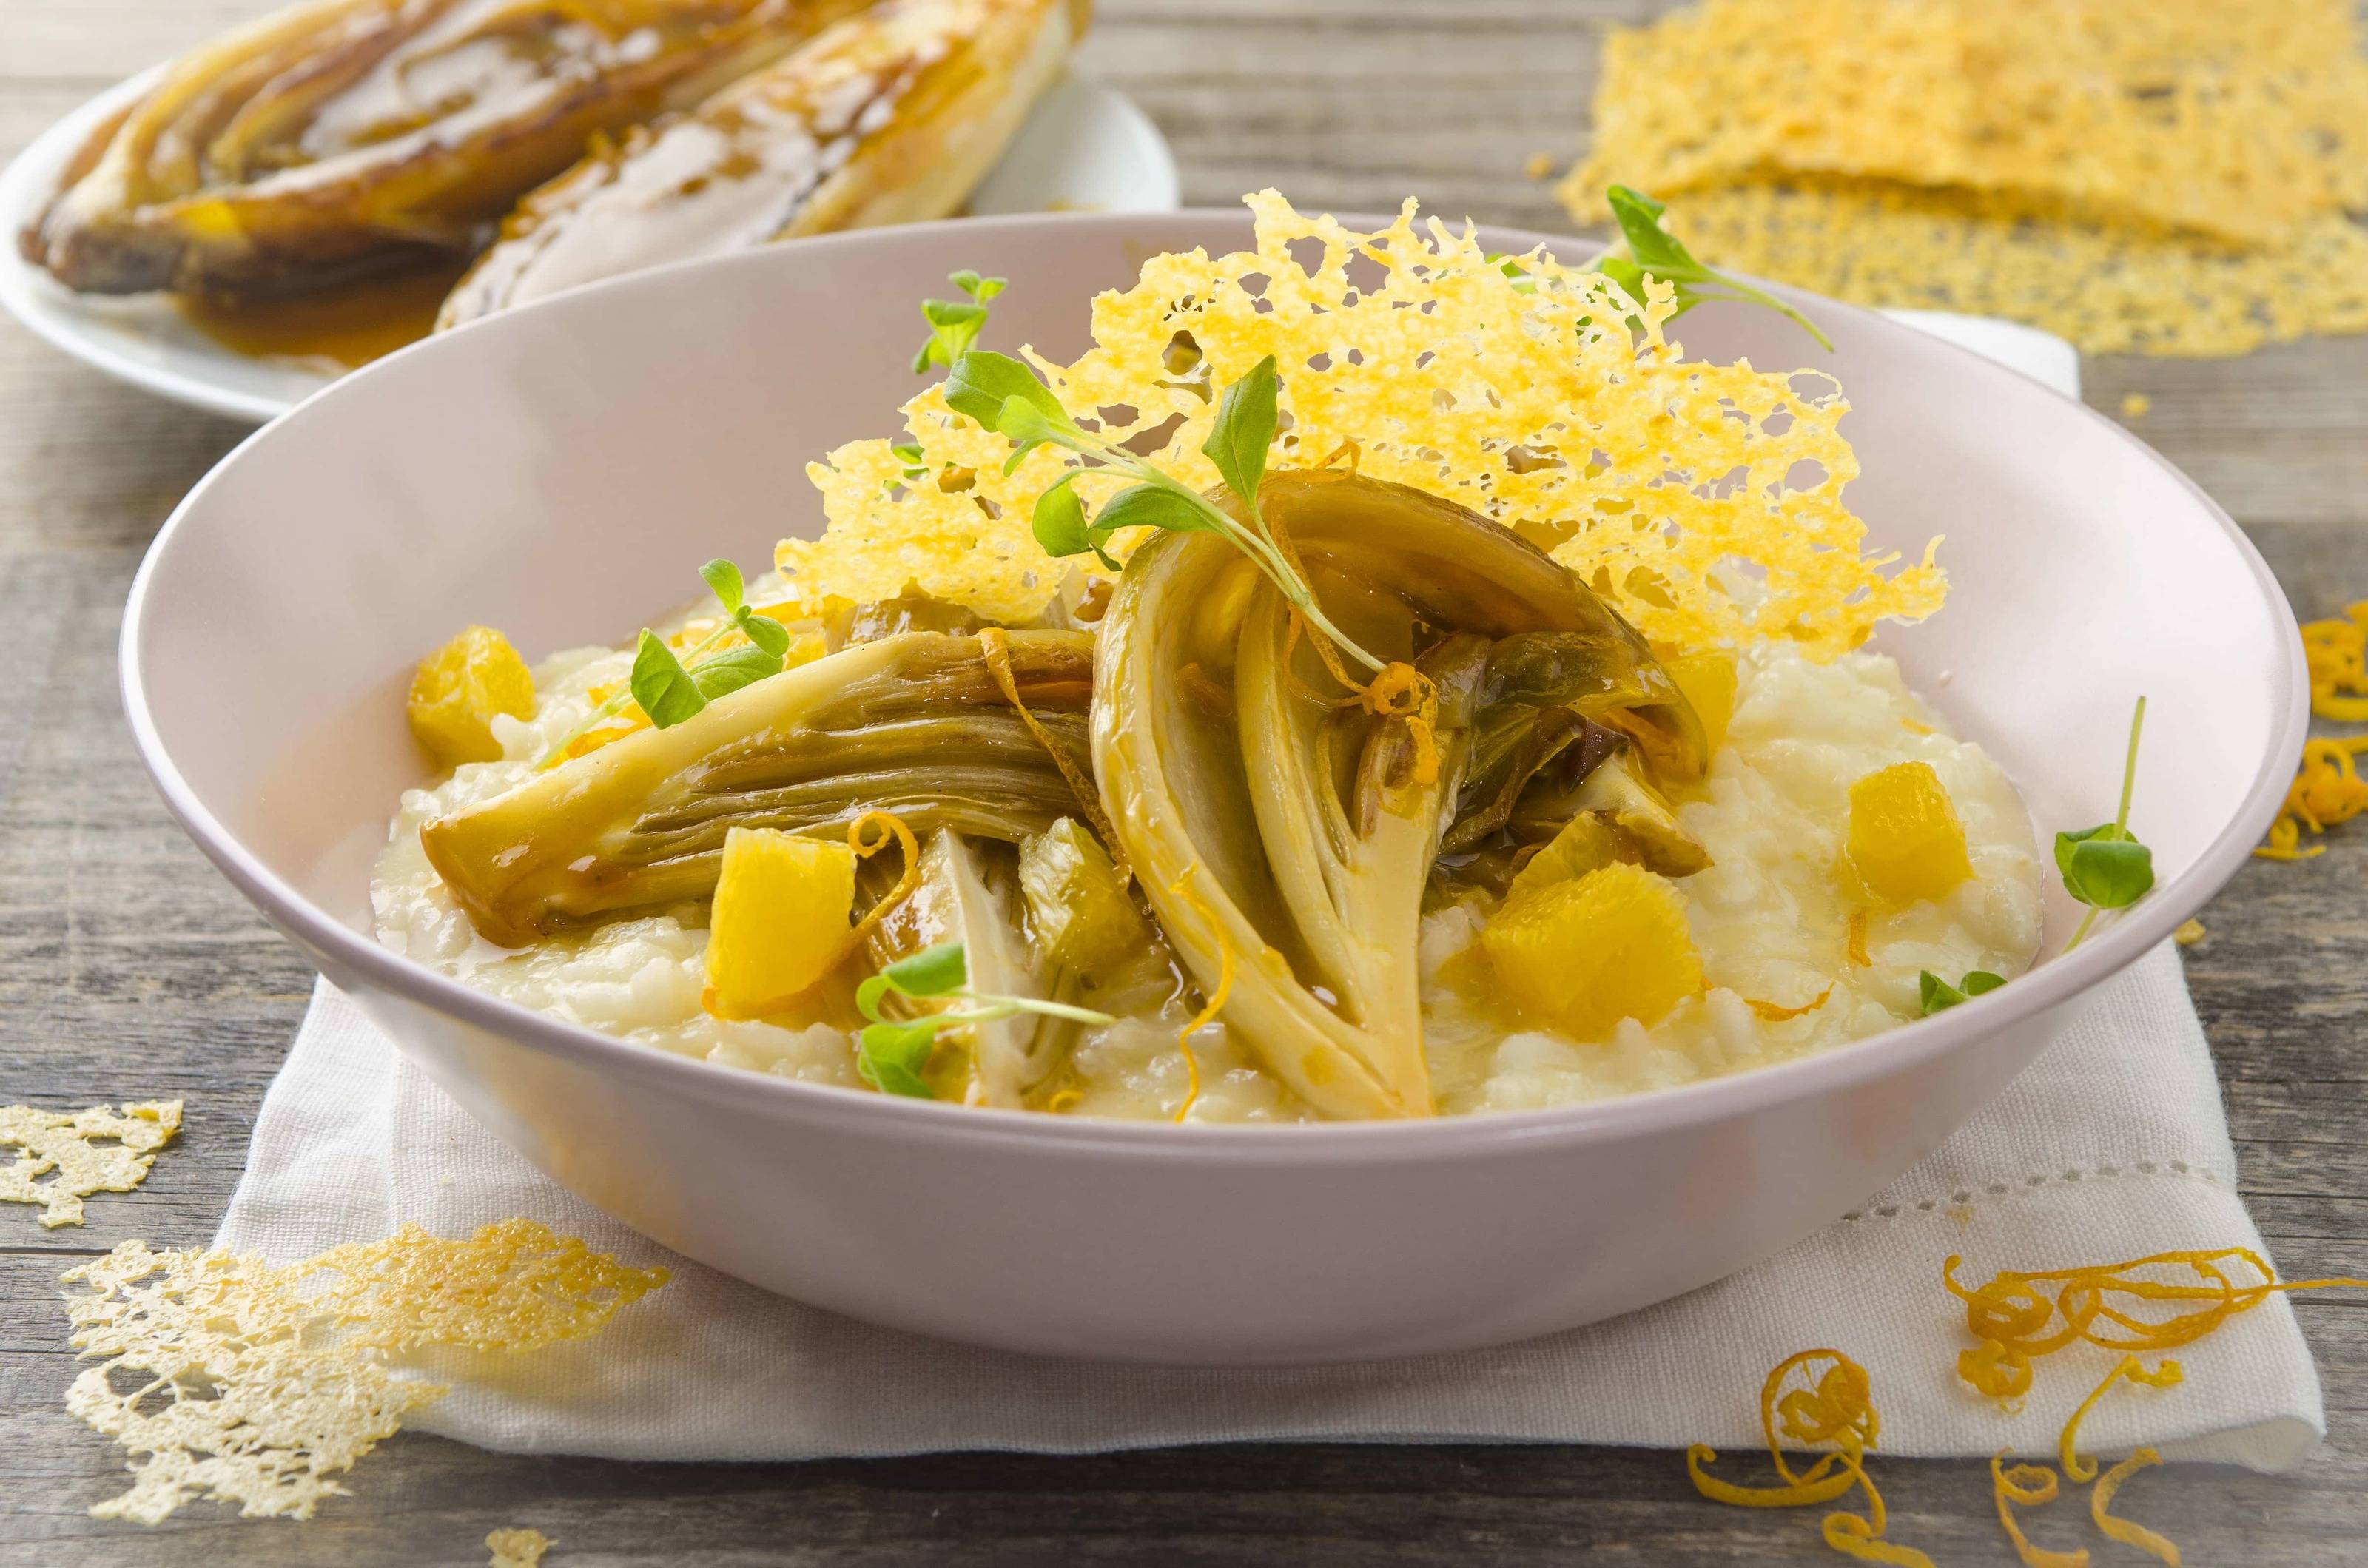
[1687,1349,1932,1567]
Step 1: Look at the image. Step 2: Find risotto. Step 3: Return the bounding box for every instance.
[372,191,2070,1125]
[375,625,2041,1123]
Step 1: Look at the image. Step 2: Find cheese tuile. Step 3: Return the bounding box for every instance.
[61,1221,667,1524]
[1561,1,2368,358]
[790,190,1942,657]
[1562,0,2368,247]
[0,1101,180,1228]
[488,1527,554,1567]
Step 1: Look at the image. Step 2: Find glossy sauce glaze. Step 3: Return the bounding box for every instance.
[175,260,468,370]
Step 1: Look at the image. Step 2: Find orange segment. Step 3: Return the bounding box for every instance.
[1846,761,1971,904]
[1482,862,1704,1040]
[1663,648,1738,754]
[407,625,534,766]
[702,828,856,1019]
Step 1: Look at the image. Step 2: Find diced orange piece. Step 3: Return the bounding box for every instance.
[1846,760,1971,904]
[703,828,856,1018]
[1663,648,1738,754]
[1482,862,1704,1040]
[407,625,534,766]
[1504,813,1627,906]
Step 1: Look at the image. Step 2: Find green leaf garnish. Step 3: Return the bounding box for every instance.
[630,630,707,728]
[735,607,790,659]
[912,270,1006,375]
[856,1020,938,1097]
[539,557,793,759]
[2059,696,2153,951]
[1594,186,1834,351]
[945,350,1066,428]
[699,558,744,613]
[688,643,783,701]
[1089,483,1207,539]
[1201,353,1279,508]
[937,346,1385,675]
[850,940,1119,1102]
[883,941,968,997]
[1919,969,2007,1015]
[1031,473,1093,557]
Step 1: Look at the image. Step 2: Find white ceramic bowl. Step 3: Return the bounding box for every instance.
[122,212,2304,1365]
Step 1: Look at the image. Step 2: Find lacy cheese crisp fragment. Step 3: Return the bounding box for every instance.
[488,1527,554,1567]
[1564,0,2368,357]
[1657,181,2368,360]
[1564,0,2368,244]
[0,1100,181,1228]
[61,1220,667,1524]
[791,191,1941,654]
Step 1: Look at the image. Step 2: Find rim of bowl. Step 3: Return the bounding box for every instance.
[119,209,2310,1165]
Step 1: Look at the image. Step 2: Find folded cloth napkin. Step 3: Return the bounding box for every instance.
[216,950,2320,1468]
[212,316,2321,1470]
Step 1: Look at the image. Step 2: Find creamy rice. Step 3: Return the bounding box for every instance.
[374,639,2043,1123]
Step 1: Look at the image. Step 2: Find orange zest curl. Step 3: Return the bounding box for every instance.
[2059,1355,2182,1484]
[1946,1248,2368,1404]
[1990,1453,2086,1568]
[838,811,924,960]
[1956,1335,2034,1410]
[2256,735,2368,861]
[1748,984,1835,1023]
[2260,600,2368,859]
[2091,1449,2181,1566]
[978,629,1128,880]
[1846,909,1872,968]
[1165,867,1236,1124]
[1296,438,1363,481]
[2301,601,2368,723]
[1950,1250,2368,1567]
[1358,661,1442,787]
[1686,1350,1933,1567]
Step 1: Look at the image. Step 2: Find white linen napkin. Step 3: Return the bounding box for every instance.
[217,950,2321,1469]
[210,315,2323,1470]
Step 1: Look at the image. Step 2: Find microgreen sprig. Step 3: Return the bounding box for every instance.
[853,941,1117,1099]
[912,269,1006,375]
[1918,969,2005,1016]
[941,346,1388,673]
[534,559,791,766]
[2057,697,2155,952]
[1595,186,1833,351]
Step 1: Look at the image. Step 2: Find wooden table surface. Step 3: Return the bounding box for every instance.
[4,2,2364,1562]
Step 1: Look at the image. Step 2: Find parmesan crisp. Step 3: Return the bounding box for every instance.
[488,1527,554,1567]
[1562,0,2368,357]
[791,190,1942,655]
[61,1220,667,1524]
[1564,0,2368,245]
[0,1100,180,1228]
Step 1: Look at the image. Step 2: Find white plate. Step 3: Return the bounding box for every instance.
[0,68,1178,424]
